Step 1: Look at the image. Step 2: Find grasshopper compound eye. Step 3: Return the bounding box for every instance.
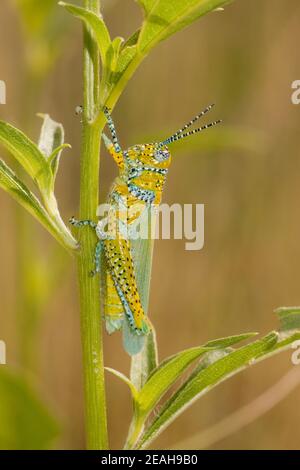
[155,148,170,162]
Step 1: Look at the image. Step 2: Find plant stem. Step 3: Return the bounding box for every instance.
[125,414,145,450]
[77,0,108,450]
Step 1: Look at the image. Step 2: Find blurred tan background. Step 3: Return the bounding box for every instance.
[0,0,300,450]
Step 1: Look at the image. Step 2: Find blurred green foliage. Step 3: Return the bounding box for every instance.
[0,368,59,449]
[14,0,78,79]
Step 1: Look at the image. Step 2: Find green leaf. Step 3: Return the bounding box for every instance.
[105,368,139,401]
[37,113,70,182]
[112,36,125,66]
[203,333,258,349]
[0,367,59,449]
[105,36,126,82]
[130,329,159,391]
[48,144,72,167]
[130,303,300,449]
[137,0,228,16]
[275,306,300,331]
[107,45,138,92]
[0,120,77,251]
[0,159,77,251]
[123,29,141,48]
[124,333,256,448]
[92,0,234,113]
[136,0,233,53]
[0,120,51,191]
[136,0,154,15]
[0,159,54,232]
[137,333,257,417]
[59,2,111,67]
[136,326,300,449]
[137,333,278,448]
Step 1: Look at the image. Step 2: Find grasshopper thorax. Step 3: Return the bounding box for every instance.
[122,143,171,204]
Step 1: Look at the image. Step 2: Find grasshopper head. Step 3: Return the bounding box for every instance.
[126,142,171,170]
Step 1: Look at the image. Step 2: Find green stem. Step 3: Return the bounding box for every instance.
[77,0,108,450]
[125,413,145,450]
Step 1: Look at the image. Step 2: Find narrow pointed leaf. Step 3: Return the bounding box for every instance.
[123,29,141,48]
[0,121,51,189]
[204,332,258,349]
[0,159,76,251]
[112,37,124,63]
[100,1,235,114]
[108,45,138,91]
[0,159,54,231]
[130,329,159,391]
[136,333,257,417]
[136,0,154,15]
[105,368,139,401]
[137,328,300,449]
[275,306,300,331]
[59,2,111,66]
[48,144,71,167]
[105,36,126,80]
[37,113,69,180]
[137,333,278,448]
[137,0,233,53]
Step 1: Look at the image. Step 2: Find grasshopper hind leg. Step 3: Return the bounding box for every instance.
[101,252,124,334]
[104,237,151,355]
[113,279,147,355]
